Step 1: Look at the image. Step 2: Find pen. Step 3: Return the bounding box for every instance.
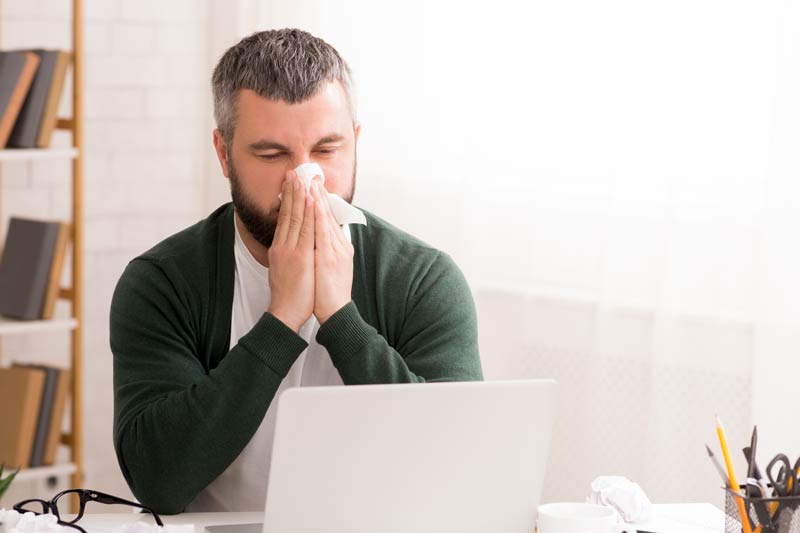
[744,430,778,532]
[707,444,731,488]
[747,427,757,482]
[744,440,771,497]
[743,447,764,483]
[716,415,752,533]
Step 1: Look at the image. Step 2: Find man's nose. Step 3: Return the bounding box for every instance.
[287,157,326,186]
[288,154,312,170]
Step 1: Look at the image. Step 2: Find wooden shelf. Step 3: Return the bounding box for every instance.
[15,463,77,483]
[0,0,85,512]
[0,148,79,161]
[0,316,78,335]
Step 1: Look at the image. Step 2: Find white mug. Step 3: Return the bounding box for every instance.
[537,503,637,533]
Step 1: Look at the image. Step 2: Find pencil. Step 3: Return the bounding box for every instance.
[706,444,731,488]
[716,416,752,533]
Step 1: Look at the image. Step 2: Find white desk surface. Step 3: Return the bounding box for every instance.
[74,503,726,533]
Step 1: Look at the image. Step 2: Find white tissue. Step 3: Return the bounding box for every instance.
[0,509,22,530]
[288,163,366,226]
[293,162,326,190]
[111,522,193,533]
[588,476,652,523]
[1,511,66,533]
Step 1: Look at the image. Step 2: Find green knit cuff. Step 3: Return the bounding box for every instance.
[238,312,308,376]
[315,301,374,364]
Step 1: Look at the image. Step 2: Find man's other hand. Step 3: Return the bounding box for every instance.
[310,178,354,324]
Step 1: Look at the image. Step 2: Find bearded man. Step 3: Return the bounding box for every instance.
[110,28,483,515]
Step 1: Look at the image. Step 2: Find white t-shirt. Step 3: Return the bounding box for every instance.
[185,220,349,512]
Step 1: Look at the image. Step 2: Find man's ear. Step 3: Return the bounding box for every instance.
[213,128,231,178]
[353,121,361,144]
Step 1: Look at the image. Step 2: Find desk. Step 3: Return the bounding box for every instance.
[74,504,726,533]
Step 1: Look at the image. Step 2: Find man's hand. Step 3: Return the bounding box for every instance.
[310,178,354,324]
[267,170,316,332]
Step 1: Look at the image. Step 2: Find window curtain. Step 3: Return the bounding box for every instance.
[206,0,800,505]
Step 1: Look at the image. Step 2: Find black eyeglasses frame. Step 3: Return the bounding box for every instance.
[13,489,164,533]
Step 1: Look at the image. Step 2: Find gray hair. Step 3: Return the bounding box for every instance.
[212,28,356,148]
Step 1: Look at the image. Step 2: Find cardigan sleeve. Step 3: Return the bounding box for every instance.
[111,258,307,515]
[315,251,483,384]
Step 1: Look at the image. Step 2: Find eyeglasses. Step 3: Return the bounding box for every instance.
[13,489,164,533]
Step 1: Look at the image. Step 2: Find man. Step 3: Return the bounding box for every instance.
[110,28,483,515]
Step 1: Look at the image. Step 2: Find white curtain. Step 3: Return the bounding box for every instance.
[207,0,800,506]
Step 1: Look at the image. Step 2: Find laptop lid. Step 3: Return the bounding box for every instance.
[262,379,558,533]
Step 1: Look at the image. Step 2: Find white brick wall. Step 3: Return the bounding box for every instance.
[0,0,211,507]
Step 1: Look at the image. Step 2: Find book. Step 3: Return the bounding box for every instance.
[7,50,58,149]
[0,218,65,320]
[19,365,59,467]
[35,50,70,148]
[40,222,70,320]
[43,369,71,465]
[0,51,40,148]
[0,366,46,469]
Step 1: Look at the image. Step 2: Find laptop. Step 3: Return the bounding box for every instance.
[206,379,557,533]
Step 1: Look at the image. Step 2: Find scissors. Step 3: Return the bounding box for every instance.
[766,454,800,498]
[764,453,800,526]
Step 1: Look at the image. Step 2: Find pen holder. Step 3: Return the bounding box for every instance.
[725,487,800,533]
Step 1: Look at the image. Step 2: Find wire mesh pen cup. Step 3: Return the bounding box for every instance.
[725,487,800,533]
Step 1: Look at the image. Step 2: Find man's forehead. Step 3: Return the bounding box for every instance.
[234,82,352,140]
[235,80,350,115]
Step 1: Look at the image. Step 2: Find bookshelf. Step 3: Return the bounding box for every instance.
[0,317,78,335]
[0,0,84,510]
[15,463,77,484]
[0,147,79,161]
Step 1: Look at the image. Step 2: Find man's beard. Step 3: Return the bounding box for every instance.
[229,152,357,249]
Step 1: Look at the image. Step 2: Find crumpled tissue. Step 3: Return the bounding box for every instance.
[587,476,653,523]
[0,510,192,533]
[0,510,66,533]
[285,162,366,226]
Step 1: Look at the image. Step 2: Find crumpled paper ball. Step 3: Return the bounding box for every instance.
[0,509,21,528]
[587,475,653,522]
[0,510,67,533]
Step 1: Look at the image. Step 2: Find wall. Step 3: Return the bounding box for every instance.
[0,0,211,508]
[211,0,796,507]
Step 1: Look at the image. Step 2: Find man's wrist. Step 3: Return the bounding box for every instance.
[268,307,303,333]
[316,300,351,325]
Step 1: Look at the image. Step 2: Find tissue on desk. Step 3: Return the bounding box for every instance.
[288,163,366,226]
[1,510,67,533]
[0,510,192,533]
[0,510,21,528]
[588,476,653,523]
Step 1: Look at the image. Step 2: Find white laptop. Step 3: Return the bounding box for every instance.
[206,379,557,533]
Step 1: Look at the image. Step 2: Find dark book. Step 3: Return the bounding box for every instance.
[0,51,40,147]
[0,218,64,320]
[36,50,70,148]
[7,49,58,148]
[15,364,60,467]
[44,369,70,465]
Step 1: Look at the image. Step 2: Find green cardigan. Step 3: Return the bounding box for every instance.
[110,203,483,514]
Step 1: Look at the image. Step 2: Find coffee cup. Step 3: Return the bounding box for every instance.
[537,503,636,533]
